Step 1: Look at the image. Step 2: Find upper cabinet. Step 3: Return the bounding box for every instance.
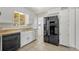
[14,11,29,26]
[14,12,25,25]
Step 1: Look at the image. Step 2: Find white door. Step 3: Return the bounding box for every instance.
[59,9,69,46]
[76,8,79,49]
[38,17,43,41]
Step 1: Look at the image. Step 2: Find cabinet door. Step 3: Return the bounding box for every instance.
[25,15,29,25]
[59,9,69,46]
[26,31,34,43]
[76,8,79,49]
[69,8,76,48]
[21,31,28,47]
[21,31,34,47]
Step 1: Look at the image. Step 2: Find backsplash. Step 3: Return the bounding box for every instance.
[0,23,32,28]
[0,23,15,27]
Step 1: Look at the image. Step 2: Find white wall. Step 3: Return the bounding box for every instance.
[0,7,37,27]
[0,7,14,23]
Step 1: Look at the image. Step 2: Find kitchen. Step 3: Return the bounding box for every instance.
[0,7,37,51]
[0,7,79,51]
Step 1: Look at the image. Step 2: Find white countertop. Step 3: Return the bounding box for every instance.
[0,26,34,36]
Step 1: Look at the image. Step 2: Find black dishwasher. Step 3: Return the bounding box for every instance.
[2,32,20,51]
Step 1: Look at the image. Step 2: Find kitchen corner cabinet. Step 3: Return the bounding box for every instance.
[21,30,35,47]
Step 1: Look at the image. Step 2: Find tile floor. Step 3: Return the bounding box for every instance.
[18,39,78,51]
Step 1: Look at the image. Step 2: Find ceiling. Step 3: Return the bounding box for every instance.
[26,7,67,15]
[27,7,54,14]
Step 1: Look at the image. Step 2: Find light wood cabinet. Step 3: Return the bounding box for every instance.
[20,14,25,25]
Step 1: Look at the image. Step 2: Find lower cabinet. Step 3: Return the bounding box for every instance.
[21,31,34,47]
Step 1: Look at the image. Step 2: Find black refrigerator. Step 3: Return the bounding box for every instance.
[44,16,59,46]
